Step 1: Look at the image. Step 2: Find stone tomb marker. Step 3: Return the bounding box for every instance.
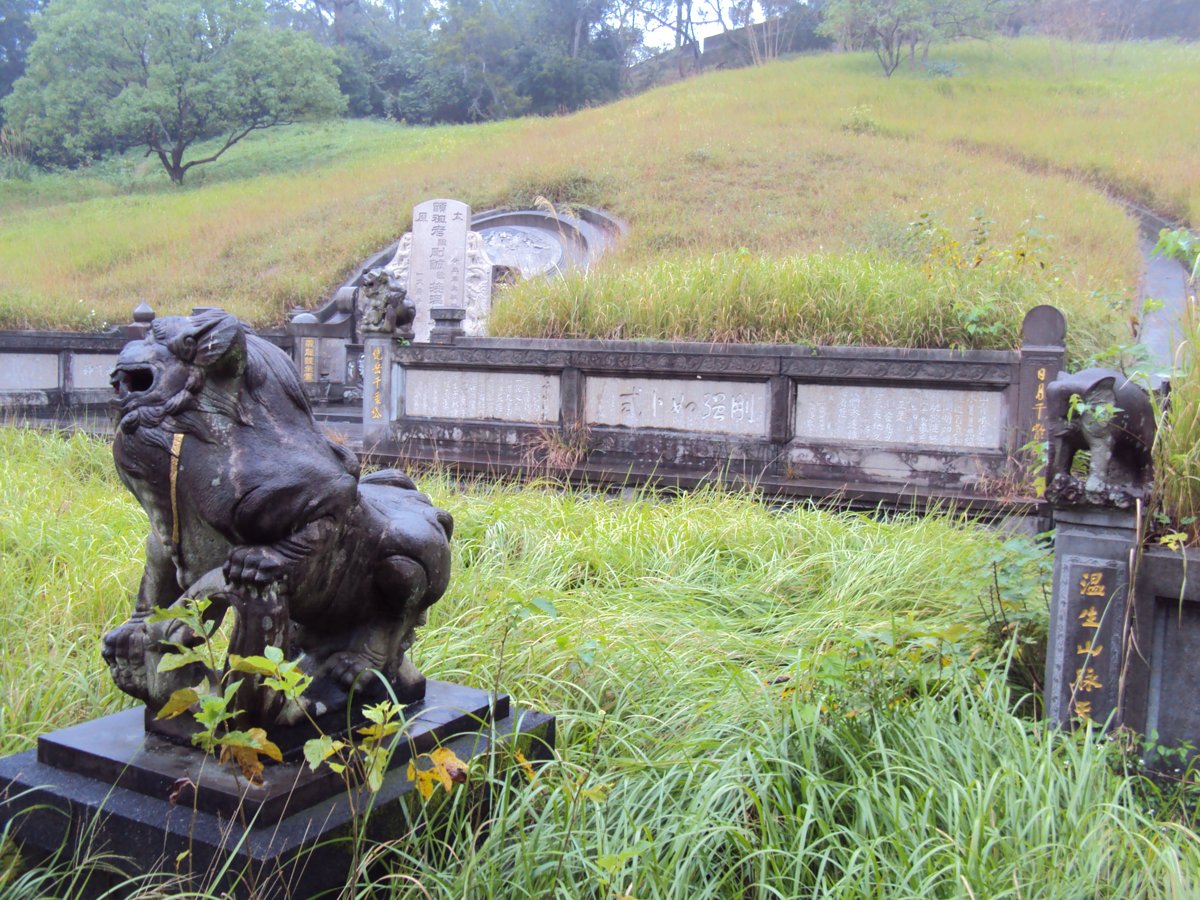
[387,199,493,342]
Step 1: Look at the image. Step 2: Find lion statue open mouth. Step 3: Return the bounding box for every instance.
[102,309,453,729]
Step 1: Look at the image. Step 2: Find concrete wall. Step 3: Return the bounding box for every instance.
[361,306,1066,507]
[0,323,293,419]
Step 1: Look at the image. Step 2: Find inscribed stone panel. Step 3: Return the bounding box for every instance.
[585,377,768,437]
[793,385,1004,450]
[405,369,560,423]
[0,353,59,390]
[73,354,120,390]
[404,199,471,342]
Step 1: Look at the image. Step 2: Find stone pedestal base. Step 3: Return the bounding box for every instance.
[0,680,554,899]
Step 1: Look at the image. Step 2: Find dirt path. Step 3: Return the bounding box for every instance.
[1128,202,1192,378]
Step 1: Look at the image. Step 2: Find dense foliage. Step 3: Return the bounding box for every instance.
[2,0,345,182]
[0,0,41,127]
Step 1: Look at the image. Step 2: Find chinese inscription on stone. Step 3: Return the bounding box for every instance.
[301,338,318,383]
[1049,557,1124,726]
[586,377,768,437]
[406,199,469,342]
[1029,366,1049,444]
[370,345,384,420]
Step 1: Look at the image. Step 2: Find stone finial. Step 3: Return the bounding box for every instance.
[125,301,156,339]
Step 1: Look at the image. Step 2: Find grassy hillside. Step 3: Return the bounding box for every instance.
[3,428,1200,896]
[0,38,1195,355]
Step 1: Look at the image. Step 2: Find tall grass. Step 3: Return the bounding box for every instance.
[489,249,1120,358]
[2,428,1199,896]
[1154,284,1200,541]
[3,38,1193,342]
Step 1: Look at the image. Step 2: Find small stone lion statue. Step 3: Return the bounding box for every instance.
[358,267,413,336]
[1044,367,1156,509]
[102,309,453,728]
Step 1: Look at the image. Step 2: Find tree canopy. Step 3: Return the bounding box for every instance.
[4,0,345,181]
[819,0,1012,76]
[0,0,42,126]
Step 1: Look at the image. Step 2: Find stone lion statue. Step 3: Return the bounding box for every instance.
[102,309,453,727]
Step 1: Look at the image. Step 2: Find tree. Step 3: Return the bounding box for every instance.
[819,0,1009,76]
[0,0,43,125]
[3,0,346,182]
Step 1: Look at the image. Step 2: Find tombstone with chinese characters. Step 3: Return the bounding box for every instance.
[1043,369,1156,731]
[382,199,493,342]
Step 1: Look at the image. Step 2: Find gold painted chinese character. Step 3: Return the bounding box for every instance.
[1078,572,1105,597]
[1078,606,1100,628]
[1031,422,1047,441]
[370,405,382,419]
[1073,667,1103,692]
[1076,640,1103,658]
[1073,700,1093,720]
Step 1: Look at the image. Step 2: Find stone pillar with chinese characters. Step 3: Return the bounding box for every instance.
[1017,305,1067,452]
[361,335,395,447]
[403,199,470,342]
[1045,507,1138,728]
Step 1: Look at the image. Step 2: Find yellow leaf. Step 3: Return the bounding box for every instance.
[515,750,537,783]
[156,687,200,720]
[577,782,611,803]
[429,747,468,791]
[407,748,469,801]
[407,758,435,800]
[245,727,283,763]
[220,744,265,785]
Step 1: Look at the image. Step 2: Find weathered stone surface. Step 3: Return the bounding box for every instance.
[1045,507,1135,728]
[1044,368,1155,508]
[794,385,1005,450]
[103,310,453,729]
[462,231,494,337]
[73,353,121,389]
[480,225,564,278]
[1128,547,1200,765]
[0,352,58,390]
[384,200,492,342]
[0,699,555,900]
[405,368,560,423]
[585,377,769,436]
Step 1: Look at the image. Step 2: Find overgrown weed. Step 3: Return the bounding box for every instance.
[2,429,1199,896]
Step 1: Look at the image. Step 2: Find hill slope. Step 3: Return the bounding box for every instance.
[0,38,1195,355]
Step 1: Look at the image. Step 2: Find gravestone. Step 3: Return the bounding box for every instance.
[384,200,493,342]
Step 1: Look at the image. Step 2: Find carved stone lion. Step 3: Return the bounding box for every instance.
[102,310,453,727]
[1044,367,1156,508]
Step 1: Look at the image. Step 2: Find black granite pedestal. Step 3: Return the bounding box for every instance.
[0,680,555,899]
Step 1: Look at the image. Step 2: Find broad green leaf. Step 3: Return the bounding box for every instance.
[303,735,346,771]
[157,649,205,673]
[227,654,276,677]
